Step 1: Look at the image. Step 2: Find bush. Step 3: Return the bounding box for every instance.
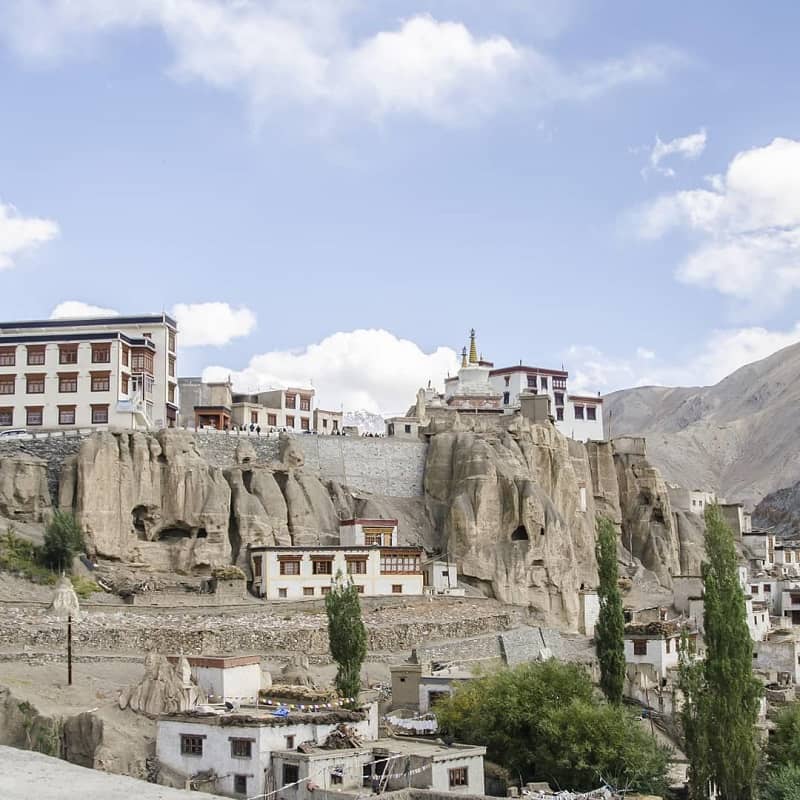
[767,702,800,766]
[761,764,800,800]
[70,576,100,599]
[0,526,55,584]
[41,511,85,572]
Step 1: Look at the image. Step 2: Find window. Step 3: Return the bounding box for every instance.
[59,345,78,365]
[283,764,299,785]
[303,587,315,596]
[59,373,78,393]
[251,411,258,424]
[347,559,367,575]
[252,555,262,577]
[285,394,297,409]
[26,374,44,394]
[331,769,343,785]
[0,347,15,367]
[504,375,510,386]
[230,738,253,758]
[300,417,310,431]
[633,639,647,655]
[278,588,287,598]
[322,418,328,429]
[58,406,76,425]
[380,553,420,574]
[286,735,296,749]
[574,405,584,420]
[0,408,13,427]
[449,768,468,788]
[168,355,175,377]
[234,775,247,795]
[540,377,548,390]
[666,637,672,653]
[122,374,130,395]
[142,332,152,340]
[527,375,536,388]
[168,383,175,404]
[27,346,45,366]
[332,420,339,431]
[556,408,564,421]
[312,559,333,575]
[180,734,204,755]
[365,533,382,546]
[91,345,110,363]
[122,345,129,367]
[554,392,564,405]
[392,584,403,594]
[765,584,772,593]
[169,331,176,352]
[404,424,412,434]
[268,413,277,426]
[286,415,295,428]
[26,407,43,427]
[321,586,331,595]
[586,406,597,421]
[355,584,364,594]
[503,392,510,405]
[751,585,759,595]
[91,372,110,392]
[91,405,109,424]
[279,559,301,576]
[0,376,14,395]
[300,396,311,411]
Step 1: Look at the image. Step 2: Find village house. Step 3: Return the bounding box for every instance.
[624,619,694,682]
[389,651,474,715]
[0,313,178,431]
[166,655,262,705]
[422,559,463,596]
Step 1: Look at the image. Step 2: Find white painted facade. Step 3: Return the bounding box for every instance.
[624,633,682,680]
[249,546,424,600]
[423,560,462,596]
[579,590,600,637]
[339,519,398,547]
[157,708,378,798]
[385,416,423,439]
[167,656,262,704]
[0,314,177,431]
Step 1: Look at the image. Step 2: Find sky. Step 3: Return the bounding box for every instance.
[2,0,800,414]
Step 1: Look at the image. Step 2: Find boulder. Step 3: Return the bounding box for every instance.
[119,653,205,715]
[0,454,51,522]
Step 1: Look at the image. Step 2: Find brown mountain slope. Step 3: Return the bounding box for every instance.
[603,341,800,508]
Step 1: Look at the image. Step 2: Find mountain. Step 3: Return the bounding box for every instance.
[603,341,800,508]
[753,481,800,538]
[343,409,385,435]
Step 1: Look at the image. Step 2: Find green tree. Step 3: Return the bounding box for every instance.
[767,703,800,766]
[325,572,367,702]
[435,661,669,793]
[679,504,762,800]
[760,765,800,800]
[595,516,625,704]
[41,511,85,573]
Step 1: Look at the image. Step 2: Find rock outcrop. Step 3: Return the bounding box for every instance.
[118,653,206,715]
[0,454,51,522]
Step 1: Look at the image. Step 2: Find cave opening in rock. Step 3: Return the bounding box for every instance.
[511,525,529,541]
[242,470,253,493]
[157,527,193,541]
[540,526,545,536]
[131,506,148,540]
[196,528,208,538]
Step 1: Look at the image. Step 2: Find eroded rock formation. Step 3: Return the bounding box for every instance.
[0,454,51,522]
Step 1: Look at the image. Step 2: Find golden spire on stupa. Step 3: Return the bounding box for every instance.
[461,347,468,368]
[468,328,479,364]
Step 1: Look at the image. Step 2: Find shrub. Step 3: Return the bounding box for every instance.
[41,511,85,573]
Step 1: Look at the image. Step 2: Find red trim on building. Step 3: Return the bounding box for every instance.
[489,365,569,378]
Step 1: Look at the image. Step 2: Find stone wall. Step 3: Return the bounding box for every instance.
[194,432,428,497]
[0,431,428,500]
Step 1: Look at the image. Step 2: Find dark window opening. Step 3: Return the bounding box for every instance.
[511,526,529,541]
[283,764,300,786]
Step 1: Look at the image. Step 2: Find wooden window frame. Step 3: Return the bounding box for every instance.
[574,405,585,420]
[122,345,130,367]
[58,405,76,425]
[303,587,315,596]
[285,415,295,428]
[26,374,45,394]
[91,344,111,364]
[449,768,468,788]
[586,406,597,421]
[180,734,205,756]
[300,416,310,431]
[26,406,43,427]
[283,764,299,786]
[168,355,176,377]
[278,588,287,598]
[58,373,78,393]
[633,639,647,656]
[0,347,16,367]
[347,559,367,575]
[26,346,45,366]
[234,775,248,795]
[229,738,253,759]
[0,375,15,395]
[299,396,311,412]
[90,371,111,392]
[267,413,277,426]
[91,405,109,424]
[392,584,403,594]
[168,331,176,352]
[0,408,13,427]
[279,560,301,576]
[58,345,78,365]
[285,394,297,409]
[355,584,364,594]
[312,558,333,575]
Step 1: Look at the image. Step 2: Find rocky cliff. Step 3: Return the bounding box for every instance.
[0,419,696,628]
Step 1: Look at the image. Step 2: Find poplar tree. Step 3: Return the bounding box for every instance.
[325,572,367,703]
[595,516,626,705]
[680,504,762,800]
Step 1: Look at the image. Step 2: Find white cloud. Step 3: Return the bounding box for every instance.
[0,1,684,125]
[203,328,460,414]
[50,300,118,319]
[47,299,256,347]
[568,321,800,394]
[170,302,257,347]
[635,137,800,310]
[644,127,706,177]
[0,200,59,269]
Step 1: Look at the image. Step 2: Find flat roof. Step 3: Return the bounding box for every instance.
[167,655,260,669]
[160,706,367,727]
[340,519,399,526]
[274,737,485,760]
[0,331,156,347]
[248,545,422,553]
[0,313,176,330]
[489,365,568,378]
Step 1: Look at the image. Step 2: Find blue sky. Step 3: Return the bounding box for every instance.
[2,0,800,413]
